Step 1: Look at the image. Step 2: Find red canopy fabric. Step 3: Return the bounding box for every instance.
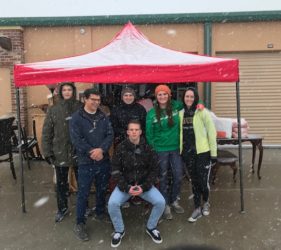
[14,22,239,87]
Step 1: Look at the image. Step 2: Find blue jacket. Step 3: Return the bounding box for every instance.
[69,107,114,165]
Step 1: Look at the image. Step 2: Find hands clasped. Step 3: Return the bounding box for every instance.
[128,185,143,196]
[89,148,104,161]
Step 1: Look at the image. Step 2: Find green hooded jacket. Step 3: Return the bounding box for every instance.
[41,83,82,167]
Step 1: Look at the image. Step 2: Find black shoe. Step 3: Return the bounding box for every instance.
[73,223,89,241]
[146,228,162,244]
[55,209,69,223]
[111,231,125,248]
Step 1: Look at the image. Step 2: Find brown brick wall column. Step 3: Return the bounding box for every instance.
[0,27,27,126]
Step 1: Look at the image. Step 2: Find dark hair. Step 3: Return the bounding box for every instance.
[84,88,101,99]
[182,87,199,111]
[127,119,142,130]
[58,82,76,99]
[155,98,174,127]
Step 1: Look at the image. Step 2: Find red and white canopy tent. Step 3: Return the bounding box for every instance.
[14,22,244,212]
[15,22,238,85]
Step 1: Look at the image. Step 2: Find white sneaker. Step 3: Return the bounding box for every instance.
[188,208,202,223]
[202,202,210,216]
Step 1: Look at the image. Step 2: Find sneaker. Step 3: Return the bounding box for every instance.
[202,202,210,216]
[146,228,162,244]
[55,208,69,223]
[163,205,173,220]
[171,200,184,214]
[73,223,89,241]
[111,231,125,248]
[188,208,202,223]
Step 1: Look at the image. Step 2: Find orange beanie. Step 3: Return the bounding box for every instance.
[155,85,171,96]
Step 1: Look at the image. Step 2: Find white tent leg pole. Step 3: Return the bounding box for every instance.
[16,87,26,213]
[236,81,245,213]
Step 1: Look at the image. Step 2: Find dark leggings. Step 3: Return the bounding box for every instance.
[55,166,78,212]
[183,150,211,208]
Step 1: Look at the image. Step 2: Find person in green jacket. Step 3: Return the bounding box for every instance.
[146,84,184,220]
[179,87,217,223]
[42,82,82,223]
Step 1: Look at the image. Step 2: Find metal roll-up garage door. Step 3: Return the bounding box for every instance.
[212,52,281,145]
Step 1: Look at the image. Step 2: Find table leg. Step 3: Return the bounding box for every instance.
[257,140,263,179]
[251,142,257,173]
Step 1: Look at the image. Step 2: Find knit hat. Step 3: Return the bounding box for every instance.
[155,85,171,96]
[121,87,136,98]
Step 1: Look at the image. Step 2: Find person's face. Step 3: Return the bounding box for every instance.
[61,85,73,100]
[156,91,169,106]
[127,123,142,142]
[122,92,135,104]
[184,90,195,108]
[84,94,101,112]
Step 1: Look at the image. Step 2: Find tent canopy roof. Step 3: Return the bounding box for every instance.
[14,22,239,87]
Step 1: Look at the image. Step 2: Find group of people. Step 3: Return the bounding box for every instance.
[42,83,217,247]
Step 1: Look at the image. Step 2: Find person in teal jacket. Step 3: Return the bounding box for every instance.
[146,85,184,220]
[179,87,217,223]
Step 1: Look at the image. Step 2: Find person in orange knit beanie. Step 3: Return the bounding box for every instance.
[146,84,184,220]
[154,85,172,97]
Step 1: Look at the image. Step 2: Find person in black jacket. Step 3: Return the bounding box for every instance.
[110,87,147,145]
[69,88,114,241]
[42,82,82,223]
[108,120,165,248]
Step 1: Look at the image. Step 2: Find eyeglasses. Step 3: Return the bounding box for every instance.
[89,98,101,102]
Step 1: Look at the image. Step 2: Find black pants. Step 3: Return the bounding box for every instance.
[183,150,211,208]
[55,166,78,212]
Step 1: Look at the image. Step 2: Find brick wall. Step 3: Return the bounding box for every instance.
[0,27,27,127]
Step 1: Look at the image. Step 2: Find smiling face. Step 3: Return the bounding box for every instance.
[184,90,195,108]
[61,85,73,100]
[122,92,135,104]
[156,91,169,107]
[84,94,101,113]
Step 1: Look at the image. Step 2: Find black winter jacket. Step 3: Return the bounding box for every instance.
[111,137,159,192]
[69,107,114,165]
[110,101,147,144]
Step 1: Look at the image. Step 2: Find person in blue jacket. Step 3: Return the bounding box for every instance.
[69,88,114,241]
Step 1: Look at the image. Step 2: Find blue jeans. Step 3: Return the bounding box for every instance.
[108,186,165,232]
[157,150,183,204]
[76,161,110,224]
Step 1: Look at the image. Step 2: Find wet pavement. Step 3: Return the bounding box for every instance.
[0,148,280,250]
